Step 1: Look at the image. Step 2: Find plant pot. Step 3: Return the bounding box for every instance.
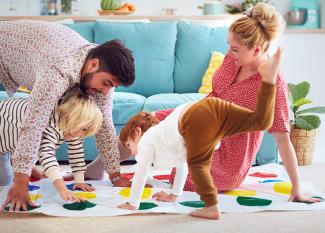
[290,127,318,166]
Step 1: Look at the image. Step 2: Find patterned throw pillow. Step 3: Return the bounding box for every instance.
[198,51,224,94]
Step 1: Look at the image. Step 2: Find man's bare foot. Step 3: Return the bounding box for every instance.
[31,167,46,180]
[63,173,74,181]
[258,47,282,85]
[189,205,221,220]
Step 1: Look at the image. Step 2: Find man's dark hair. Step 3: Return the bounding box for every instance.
[87,39,135,86]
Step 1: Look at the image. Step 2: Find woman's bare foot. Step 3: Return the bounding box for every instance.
[258,47,282,85]
[189,205,221,220]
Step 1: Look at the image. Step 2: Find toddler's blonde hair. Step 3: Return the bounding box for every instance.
[56,86,103,139]
[229,2,285,52]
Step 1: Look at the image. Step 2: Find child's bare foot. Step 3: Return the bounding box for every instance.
[189,205,221,220]
[258,47,282,85]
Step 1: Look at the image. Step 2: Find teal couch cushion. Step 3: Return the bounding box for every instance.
[0,91,29,99]
[143,93,205,112]
[254,132,279,165]
[112,92,145,125]
[65,22,95,43]
[174,22,228,93]
[94,21,177,97]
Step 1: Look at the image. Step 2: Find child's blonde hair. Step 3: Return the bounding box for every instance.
[229,2,285,52]
[119,112,159,146]
[56,86,103,139]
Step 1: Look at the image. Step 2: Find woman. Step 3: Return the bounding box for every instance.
[157,3,318,203]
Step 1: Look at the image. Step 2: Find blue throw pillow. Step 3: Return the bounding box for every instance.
[94,21,177,97]
[174,22,228,93]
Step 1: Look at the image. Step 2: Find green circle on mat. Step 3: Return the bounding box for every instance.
[236,196,272,206]
[139,202,158,210]
[4,204,40,212]
[63,200,96,211]
[179,201,205,208]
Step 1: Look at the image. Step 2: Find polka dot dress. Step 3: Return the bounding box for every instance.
[156,54,290,191]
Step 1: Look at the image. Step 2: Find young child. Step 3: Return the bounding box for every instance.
[0,86,103,204]
[117,48,282,219]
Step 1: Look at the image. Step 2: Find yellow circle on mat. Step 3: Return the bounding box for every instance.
[273,182,292,195]
[74,192,97,199]
[118,187,152,199]
[224,190,257,196]
[29,194,42,201]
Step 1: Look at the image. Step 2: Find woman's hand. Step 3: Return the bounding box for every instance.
[73,183,95,192]
[152,191,177,202]
[289,188,323,204]
[117,202,137,210]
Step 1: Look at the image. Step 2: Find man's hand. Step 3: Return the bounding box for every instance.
[109,172,131,187]
[112,176,131,187]
[73,183,95,192]
[152,191,178,202]
[1,173,35,211]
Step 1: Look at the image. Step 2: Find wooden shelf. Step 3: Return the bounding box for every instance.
[0,14,241,22]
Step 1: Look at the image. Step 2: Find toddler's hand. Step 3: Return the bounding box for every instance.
[152,191,177,202]
[59,189,84,202]
[73,183,95,192]
[117,202,137,210]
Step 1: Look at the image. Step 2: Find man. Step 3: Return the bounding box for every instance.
[0,20,135,211]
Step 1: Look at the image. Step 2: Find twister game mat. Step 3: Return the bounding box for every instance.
[1,164,325,217]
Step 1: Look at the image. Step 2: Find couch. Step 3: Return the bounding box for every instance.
[0,20,278,165]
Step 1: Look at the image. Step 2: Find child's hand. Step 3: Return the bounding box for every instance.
[152,191,177,202]
[73,183,95,192]
[117,202,137,210]
[59,189,84,202]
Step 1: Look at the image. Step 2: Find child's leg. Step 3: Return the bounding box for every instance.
[179,112,222,219]
[0,153,13,186]
[66,140,132,181]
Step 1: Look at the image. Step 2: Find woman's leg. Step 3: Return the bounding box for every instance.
[0,153,13,186]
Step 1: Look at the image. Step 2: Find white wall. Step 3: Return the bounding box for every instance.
[280,33,325,161]
[0,0,292,16]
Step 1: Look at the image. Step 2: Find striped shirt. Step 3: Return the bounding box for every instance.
[0,98,86,183]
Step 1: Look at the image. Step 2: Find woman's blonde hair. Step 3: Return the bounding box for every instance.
[229,2,285,52]
[56,86,103,139]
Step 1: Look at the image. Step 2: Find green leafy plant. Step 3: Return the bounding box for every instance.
[226,0,268,14]
[100,0,121,11]
[288,81,325,130]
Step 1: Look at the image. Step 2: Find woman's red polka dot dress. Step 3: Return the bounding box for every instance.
[156,54,290,191]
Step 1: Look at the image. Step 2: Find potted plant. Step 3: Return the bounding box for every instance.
[288,81,325,165]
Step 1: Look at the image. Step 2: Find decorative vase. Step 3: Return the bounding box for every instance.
[290,127,318,166]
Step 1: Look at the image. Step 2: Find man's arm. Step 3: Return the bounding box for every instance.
[2,69,69,211]
[93,89,129,186]
[12,70,69,175]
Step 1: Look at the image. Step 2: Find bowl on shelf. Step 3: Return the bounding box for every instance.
[98,10,134,15]
[286,9,307,25]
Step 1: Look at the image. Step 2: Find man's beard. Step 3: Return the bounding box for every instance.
[80,72,93,95]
